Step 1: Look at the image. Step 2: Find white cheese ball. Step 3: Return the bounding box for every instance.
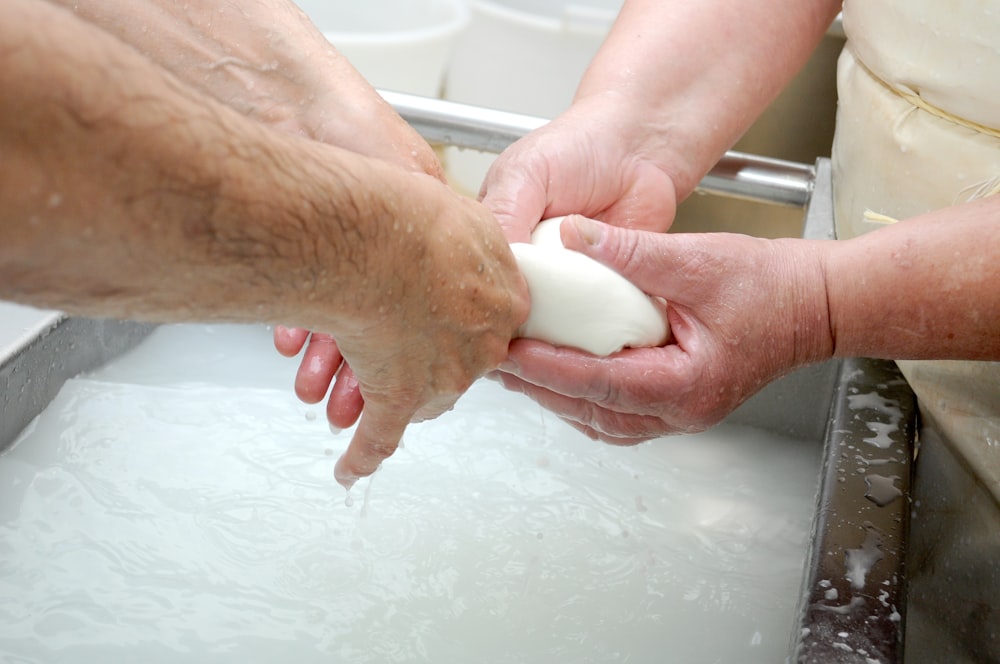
[509,217,669,356]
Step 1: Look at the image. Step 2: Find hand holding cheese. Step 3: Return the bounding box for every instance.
[510,217,669,356]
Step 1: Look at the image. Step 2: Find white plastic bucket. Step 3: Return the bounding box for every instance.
[443,0,623,194]
[295,0,470,97]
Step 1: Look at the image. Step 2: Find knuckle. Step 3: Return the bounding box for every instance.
[363,439,400,461]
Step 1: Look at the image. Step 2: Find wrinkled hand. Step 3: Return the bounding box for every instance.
[494,217,833,444]
[480,93,683,243]
[327,180,529,487]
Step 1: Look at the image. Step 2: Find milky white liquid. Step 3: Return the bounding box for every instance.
[0,325,821,663]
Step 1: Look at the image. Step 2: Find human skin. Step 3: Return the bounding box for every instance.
[47,0,442,431]
[480,0,841,241]
[0,0,529,483]
[496,208,1000,443]
[307,0,844,427]
[248,0,999,445]
[50,0,442,176]
[481,0,1000,442]
[51,0,453,432]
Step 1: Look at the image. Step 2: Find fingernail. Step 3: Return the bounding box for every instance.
[328,421,344,435]
[495,372,522,393]
[333,457,357,490]
[570,216,604,246]
[498,358,519,373]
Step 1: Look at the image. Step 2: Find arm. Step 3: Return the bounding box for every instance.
[498,201,1000,443]
[826,197,1000,360]
[50,0,448,428]
[481,0,841,240]
[1,0,528,482]
[47,0,441,176]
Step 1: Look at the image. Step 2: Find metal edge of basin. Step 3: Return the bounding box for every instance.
[789,356,916,664]
[0,315,154,453]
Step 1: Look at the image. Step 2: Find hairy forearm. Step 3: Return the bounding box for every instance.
[46,0,441,174]
[823,196,1000,361]
[577,0,842,199]
[0,0,418,332]
[46,0,342,122]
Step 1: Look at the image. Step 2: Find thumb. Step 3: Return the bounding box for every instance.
[479,162,549,244]
[333,398,409,490]
[560,216,681,298]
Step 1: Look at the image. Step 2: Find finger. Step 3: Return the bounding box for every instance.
[294,333,343,404]
[480,155,550,243]
[411,392,460,423]
[560,416,652,447]
[496,370,669,442]
[561,216,693,298]
[333,398,411,489]
[504,338,689,405]
[273,325,310,357]
[326,364,364,431]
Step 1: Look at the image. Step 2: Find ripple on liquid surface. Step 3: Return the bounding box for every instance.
[0,325,821,663]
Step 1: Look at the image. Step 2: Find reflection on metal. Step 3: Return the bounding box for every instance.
[803,158,835,241]
[699,151,814,208]
[381,89,546,155]
[791,358,916,663]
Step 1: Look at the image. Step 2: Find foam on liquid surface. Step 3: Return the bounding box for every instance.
[0,325,821,663]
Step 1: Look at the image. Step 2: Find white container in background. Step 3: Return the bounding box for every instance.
[295,0,469,97]
[443,0,623,195]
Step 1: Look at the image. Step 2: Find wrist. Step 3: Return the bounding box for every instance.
[777,239,836,366]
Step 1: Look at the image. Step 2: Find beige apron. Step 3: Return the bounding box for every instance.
[834,2,1000,660]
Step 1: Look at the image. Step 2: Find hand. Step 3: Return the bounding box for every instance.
[494,216,833,443]
[273,328,363,431]
[328,179,529,486]
[480,93,682,242]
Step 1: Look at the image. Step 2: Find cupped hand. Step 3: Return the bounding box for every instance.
[329,178,529,487]
[479,93,682,243]
[494,217,834,443]
[272,327,363,430]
